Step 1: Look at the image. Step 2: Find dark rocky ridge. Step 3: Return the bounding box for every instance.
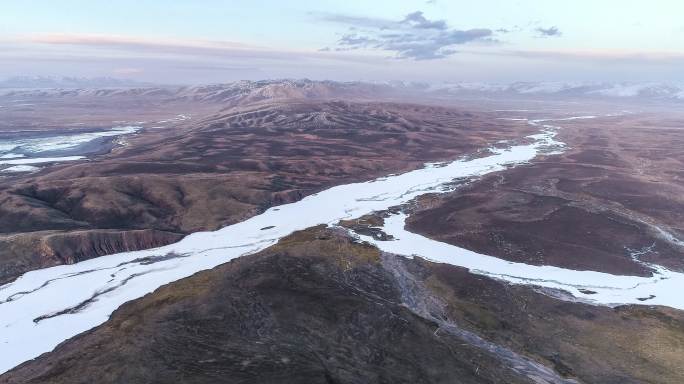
[2,227,682,383]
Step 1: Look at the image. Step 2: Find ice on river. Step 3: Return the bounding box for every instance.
[359,213,683,308]
[1,115,682,374]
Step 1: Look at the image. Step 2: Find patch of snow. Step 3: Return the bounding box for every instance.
[0,156,85,165]
[654,227,684,248]
[157,114,191,124]
[587,83,665,97]
[0,153,24,159]
[512,82,585,94]
[0,143,20,153]
[1,165,40,173]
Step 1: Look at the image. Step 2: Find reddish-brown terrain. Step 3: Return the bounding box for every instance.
[1,81,683,383]
[0,85,534,283]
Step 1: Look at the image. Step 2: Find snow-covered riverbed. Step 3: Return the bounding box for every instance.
[359,213,682,307]
[1,114,682,374]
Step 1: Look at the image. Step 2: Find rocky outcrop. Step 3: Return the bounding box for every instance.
[0,229,183,284]
[42,229,184,263]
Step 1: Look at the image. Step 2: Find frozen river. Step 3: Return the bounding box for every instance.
[1,115,683,374]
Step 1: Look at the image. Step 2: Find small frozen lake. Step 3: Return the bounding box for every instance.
[0,126,139,173]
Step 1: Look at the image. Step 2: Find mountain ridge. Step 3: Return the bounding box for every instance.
[2,78,682,103]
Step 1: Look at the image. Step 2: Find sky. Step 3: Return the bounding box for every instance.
[1,0,683,84]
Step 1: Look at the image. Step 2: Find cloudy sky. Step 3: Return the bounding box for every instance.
[1,0,683,84]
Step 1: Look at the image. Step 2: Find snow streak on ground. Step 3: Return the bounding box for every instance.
[359,213,683,307]
[0,155,85,165]
[1,114,682,374]
[0,165,40,173]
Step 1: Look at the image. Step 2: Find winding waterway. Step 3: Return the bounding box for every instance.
[1,114,683,374]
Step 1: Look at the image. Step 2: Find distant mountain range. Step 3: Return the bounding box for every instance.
[423,81,684,101]
[1,77,682,103]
